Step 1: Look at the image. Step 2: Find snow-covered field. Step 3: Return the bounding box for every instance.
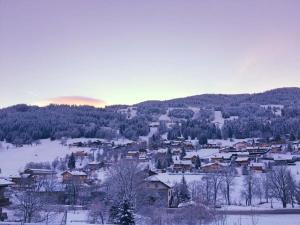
[0,139,74,176]
[212,111,225,128]
[226,214,300,225]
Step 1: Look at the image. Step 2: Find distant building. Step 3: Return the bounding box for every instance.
[201,162,226,173]
[0,179,13,207]
[143,175,172,207]
[62,171,88,184]
[172,160,193,173]
[249,162,266,173]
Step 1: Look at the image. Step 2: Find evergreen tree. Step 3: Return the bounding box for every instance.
[180,148,186,160]
[68,153,76,170]
[118,199,135,225]
[198,134,208,145]
[108,204,119,224]
[178,176,190,203]
[289,133,296,141]
[194,156,201,169]
[155,159,162,169]
[166,148,173,166]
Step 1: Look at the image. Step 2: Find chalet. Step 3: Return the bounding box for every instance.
[86,161,102,171]
[9,173,32,187]
[210,153,233,163]
[143,175,172,207]
[171,148,181,155]
[61,171,88,184]
[172,160,193,173]
[249,162,266,173]
[246,147,270,157]
[234,141,251,151]
[201,162,226,173]
[138,152,148,162]
[235,157,250,166]
[183,153,199,164]
[270,145,282,153]
[273,155,295,165]
[23,168,56,177]
[126,151,140,159]
[74,151,88,158]
[0,179,13,207]
[183,141,194,150]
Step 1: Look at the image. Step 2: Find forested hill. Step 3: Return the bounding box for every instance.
[0,87,300,145]
[136,87,300,107]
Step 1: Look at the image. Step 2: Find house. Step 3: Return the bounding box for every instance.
[249,162,266,172]
[10,173,33,186]
[235,157,250,166]
[62,171,88,184]
[86,161,102,171]
[210,153,233,163]
[0,179,13,207]
[183,153,199,164]
[172,160,193,173]
[234,141,251,151]
[23,168,56,178]
[246,147,270,157]
[270,145,282,153]
[74,151,88,158]
[143,175,172,207]
[126,151,140,159]
[201,162,226,173]
[273,155,295,165]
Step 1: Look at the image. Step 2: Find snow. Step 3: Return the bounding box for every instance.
[226,214,300,225]
[208,138,255,147]
[0,139,93,177]
[158,113,171,121]
[184,149,220,159]
[260,104,284,116]
[66,210,89,225]
[212,111,225,128]
[139,127,158,143]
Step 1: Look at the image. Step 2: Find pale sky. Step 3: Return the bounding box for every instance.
[0,0,300,107]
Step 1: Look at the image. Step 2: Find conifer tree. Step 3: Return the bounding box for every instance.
[118,199,135,225]
[195,156,201,169]
[68,153,76,170]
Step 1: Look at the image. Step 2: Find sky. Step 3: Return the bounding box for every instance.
[0,0,300,107]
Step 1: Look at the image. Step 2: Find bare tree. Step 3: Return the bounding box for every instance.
[221,166,236,205]
[242,171,255,206]
[15,190,44,223]
[203,172,224,207]
[88,197,107,224]
[106,159,145,202]
[268,166,294,208]
[105,159,146,223]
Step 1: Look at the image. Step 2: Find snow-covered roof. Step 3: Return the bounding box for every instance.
[62,171,87,176]
[0,178,14,186]
[235,157,249,162]
[273,154,294,161]
[249,162,265,168]
[202,162,227,168]
[88,161,101,165]
[144,175,172,188]
[173,160,192,165]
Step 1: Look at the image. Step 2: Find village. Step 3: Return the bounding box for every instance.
[1,134,300,224]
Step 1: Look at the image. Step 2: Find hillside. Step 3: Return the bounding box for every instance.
[136,87,300,107]
[0,87,300,144]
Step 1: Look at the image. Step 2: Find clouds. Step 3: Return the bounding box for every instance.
[35,96,106,108]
